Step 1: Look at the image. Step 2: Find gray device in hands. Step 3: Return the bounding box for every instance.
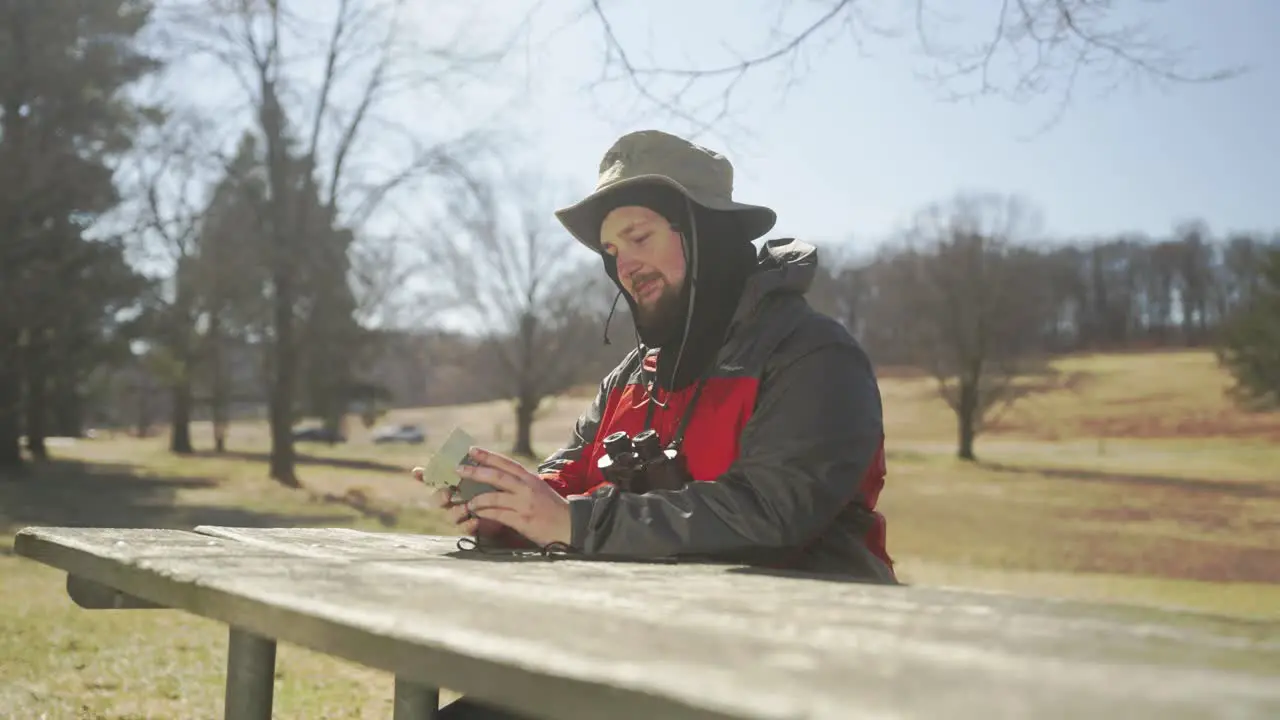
[429,427,499,503]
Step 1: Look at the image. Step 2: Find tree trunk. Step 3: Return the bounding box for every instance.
[261,84,299,488]
[207,314,228,454]
[169,376,193,454]
[268,269,299,486]
[325,412,344,447]
[211,373,228,454]
[23,337,48,461]
[0,355,22,470]
[135,372,153,438]
[321,385,343,446]
[512,396,537,459]
[956,378,979,462]
[50,371,83,438]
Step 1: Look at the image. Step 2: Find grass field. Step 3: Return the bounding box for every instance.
[2,348,1279,718]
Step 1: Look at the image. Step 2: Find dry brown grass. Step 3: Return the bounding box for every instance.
[984,350,1280,441]
[2,348,1279,717]
[879,349,1280,442]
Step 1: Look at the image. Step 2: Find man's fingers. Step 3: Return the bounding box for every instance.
[428,487,457,509]
[459,463,528,495]
[469,505,523,528]
[445,503,471,525]
[457,517,480,536]
[465,491,525,516]
[468,447,534,481]
[447,491,525,525]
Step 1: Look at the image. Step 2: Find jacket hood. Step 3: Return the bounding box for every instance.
[732,238,819,327]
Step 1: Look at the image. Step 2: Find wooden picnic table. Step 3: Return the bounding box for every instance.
[12,525,1280,720]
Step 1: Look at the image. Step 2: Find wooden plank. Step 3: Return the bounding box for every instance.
[14,526,1280,720]
[189,528,1280,675]
[14,527,754,720]
[192,525,459,559]
[67,574,164,609]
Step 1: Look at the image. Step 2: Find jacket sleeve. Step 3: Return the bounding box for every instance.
[536,371,615,497]
[566,337,883,556]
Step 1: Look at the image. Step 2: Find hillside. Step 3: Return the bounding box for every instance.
[354,348,1280,460]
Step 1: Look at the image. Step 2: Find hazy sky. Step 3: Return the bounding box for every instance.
[403,0,1277,253]
[145,0,1278,287]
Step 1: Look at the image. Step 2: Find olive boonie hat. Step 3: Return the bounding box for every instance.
[554,130,777,253]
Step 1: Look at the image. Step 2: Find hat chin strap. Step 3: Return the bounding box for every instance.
[601,288,625,345]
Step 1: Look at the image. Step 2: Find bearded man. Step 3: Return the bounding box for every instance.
[421,129,893,578]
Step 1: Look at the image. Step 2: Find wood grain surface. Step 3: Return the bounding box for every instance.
[14,525,1280,720]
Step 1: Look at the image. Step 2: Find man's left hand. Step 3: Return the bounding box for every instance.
[457,447,573,548]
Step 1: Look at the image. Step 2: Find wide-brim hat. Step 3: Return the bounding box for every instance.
[555,130,777,253]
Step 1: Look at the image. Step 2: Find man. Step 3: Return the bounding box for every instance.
[418,128,893,718]
[419,129,892,579]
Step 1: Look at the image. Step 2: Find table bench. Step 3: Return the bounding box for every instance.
[12,525,1280,719]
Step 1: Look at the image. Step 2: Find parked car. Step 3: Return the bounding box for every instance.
[371,423,426,445]
[292,425,346,444]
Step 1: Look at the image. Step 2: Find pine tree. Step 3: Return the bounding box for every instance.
[1218,248,1280,410]
[0,0,160,467]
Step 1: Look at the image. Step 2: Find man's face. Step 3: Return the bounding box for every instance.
[600,205,688,341]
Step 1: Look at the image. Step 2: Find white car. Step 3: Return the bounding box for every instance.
[371,423,426,445]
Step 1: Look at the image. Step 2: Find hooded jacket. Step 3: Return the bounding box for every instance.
[538,237,895,582]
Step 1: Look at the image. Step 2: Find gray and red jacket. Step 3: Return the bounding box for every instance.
[539,238,894,583]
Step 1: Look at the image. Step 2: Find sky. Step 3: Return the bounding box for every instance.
[391,0,1279,254]
[135,0,1278,329]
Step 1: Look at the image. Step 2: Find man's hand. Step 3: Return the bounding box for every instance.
[412,465,505,539]
[455,447,573,548]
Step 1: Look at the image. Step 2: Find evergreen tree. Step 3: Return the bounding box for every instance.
[0,0,160,467]
[1218,248,1280,410]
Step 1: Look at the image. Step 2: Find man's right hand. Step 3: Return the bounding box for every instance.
[413,466,506,539]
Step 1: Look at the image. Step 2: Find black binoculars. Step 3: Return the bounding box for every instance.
[595,429,692,494]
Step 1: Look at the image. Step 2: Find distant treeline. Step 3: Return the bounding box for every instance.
[808,223,1278,366]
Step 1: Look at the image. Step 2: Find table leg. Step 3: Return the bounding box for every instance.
[224,627,277,720]
[393,677,440,719]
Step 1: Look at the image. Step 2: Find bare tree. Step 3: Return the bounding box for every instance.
[884,192,1061,460]
[582,0,1243,136]
[1172,219,1216,344]
[156,0,508,485]
[431,168,610,458]
[122,110,227,455]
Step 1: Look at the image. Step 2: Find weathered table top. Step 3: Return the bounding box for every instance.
[14,525,1280,720]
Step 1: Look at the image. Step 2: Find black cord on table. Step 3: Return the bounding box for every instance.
[454,536,578,558]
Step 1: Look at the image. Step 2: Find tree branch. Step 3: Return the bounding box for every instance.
[580,0,1245,135]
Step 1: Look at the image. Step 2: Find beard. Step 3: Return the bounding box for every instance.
[633,280,688,348]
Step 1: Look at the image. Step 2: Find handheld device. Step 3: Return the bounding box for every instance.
[424,427,500,502]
